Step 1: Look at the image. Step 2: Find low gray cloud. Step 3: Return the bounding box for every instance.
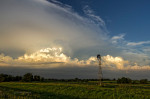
[0,66,149,80]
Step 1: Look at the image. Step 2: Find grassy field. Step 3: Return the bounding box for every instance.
[0,81,150,99]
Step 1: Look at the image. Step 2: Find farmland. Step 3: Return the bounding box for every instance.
[0,81,150,99]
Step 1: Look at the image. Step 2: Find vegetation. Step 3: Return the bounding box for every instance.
[140,79,148,84]
[22,73,33,82]
[0,73,150,98]
[0,81,150,99]
[0,73,44,82]
[117,77,132,84]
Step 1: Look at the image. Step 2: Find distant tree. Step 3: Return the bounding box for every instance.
[83,79,88,82]
[0,74,13,82]
[34,75,41,81]
[0,73,46,82]
[117,77,132,84]
[40,77,45,82]
[113,78,116,81]
[132,80,139,84]
[7,75,13,81]
[103,78,111,81]
[74,78,79,82]
[15,76,22,81]
[22,73,33,82]
[0,74,5,82]
[140,79,148,84]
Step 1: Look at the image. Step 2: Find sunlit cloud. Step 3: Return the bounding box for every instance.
[0,47,150,71]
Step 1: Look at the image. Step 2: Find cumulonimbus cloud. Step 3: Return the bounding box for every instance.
[0,0,150,73]
[0,0,111,59]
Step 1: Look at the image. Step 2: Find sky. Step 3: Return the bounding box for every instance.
[0,0,150,80]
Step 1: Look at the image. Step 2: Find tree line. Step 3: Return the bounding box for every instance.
[0,73,149,84]
[0,73,44,82]
[117,77,149,84]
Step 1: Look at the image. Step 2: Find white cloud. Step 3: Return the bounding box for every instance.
[0,54,13,66]
[102,55,128,69]
[143,47,150,53]
[111,34,125,44]
[0,47,150,71]
[127,41,150,46]
[83,5,106,28]
[112,34,125,40]
[110,33,150,68]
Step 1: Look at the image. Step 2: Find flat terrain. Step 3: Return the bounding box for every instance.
[0,81,150,99]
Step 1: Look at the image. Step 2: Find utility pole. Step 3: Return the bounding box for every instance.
[97,54,102,86]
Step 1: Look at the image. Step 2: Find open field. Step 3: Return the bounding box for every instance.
[0,81,150,99]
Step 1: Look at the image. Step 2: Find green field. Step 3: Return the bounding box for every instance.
[0,81,150,99]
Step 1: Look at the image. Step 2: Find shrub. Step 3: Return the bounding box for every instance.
[117,77,132,84]
[22,73,33,82]
[132,80,139,84]
[34,75,41,81]
[140,79,148,84]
